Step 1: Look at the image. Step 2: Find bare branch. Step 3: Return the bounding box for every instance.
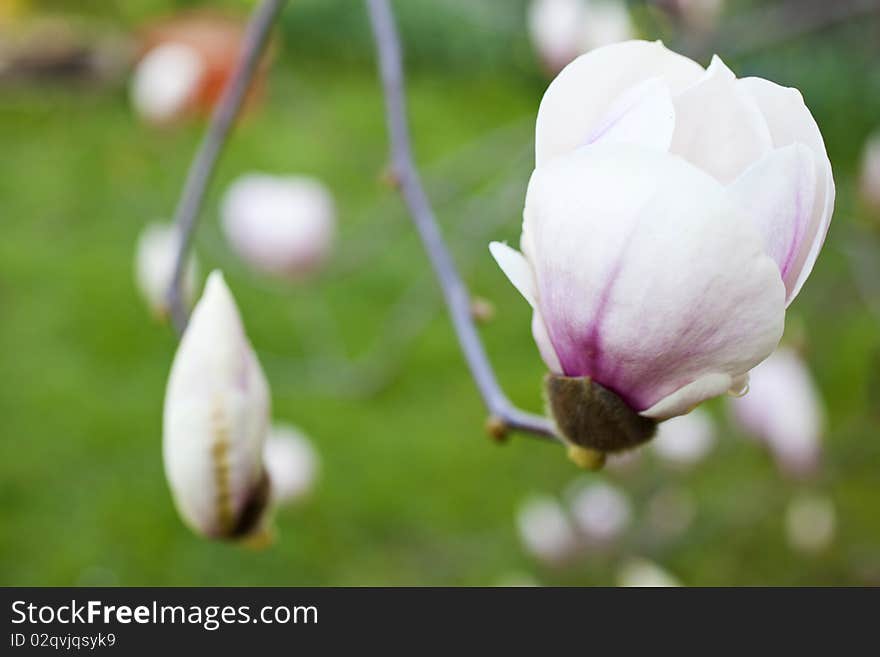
[167,0,287,334]
[364,0,559,442]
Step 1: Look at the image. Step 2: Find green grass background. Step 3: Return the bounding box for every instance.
[0,0,879,585]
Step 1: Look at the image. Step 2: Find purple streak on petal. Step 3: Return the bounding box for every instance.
[779,176,806,283]
[539,230,635,405]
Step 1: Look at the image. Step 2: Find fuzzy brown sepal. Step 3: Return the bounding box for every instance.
[544,374,657,453]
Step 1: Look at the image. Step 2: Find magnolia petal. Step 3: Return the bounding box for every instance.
[489,241,537,307]
[524,143,785,415]
[729,144,817,305]
[585,77,676,151]
[532,311,563,374]
[670,56,773,183]
[163,271,271,538]
[535,40,704,167]
[739,77,835,304]
[642,373,732,420]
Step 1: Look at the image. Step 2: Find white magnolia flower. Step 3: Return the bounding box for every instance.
[130,42,205,124]
[263,424,319,505]
[785,493,835,555]
[516,495,579,566]
[134,222,198,319]
[652,408,716,467]
[617,558,682,587]
[528,0,634,74]
[221,174,336,279]
[730,347,824,478]
[490,40,834,453]
[859,132,880,212]
[163,271,272,540]
[566,480,631,546]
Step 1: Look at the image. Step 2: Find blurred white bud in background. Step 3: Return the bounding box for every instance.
[130,42,204,124]
[646,486,696,542]
[658,0,725,34]
[566,480,631,547]
[516,495,579,566]
[652,408,716,467]
[264,424,319,505]
[221,174,336,279]
[527,0,634,74]
[163,271,272,542]
[785,493,836,555]
[729,347,824,478]
[616,558,682,587]
[605,448,643,474]
[135,222,198,319]
[859,132,880,213]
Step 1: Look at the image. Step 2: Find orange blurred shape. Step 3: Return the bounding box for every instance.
[136,11,274,121]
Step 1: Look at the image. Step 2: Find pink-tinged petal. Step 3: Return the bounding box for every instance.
[585,77,676,151]
[729,347,823,478]
[536,40,704,167]
[524,143,785,415]
[489,241,537,307]
[489,241,563,372]
[642,373,733,420]
[729,144,818,305]
[532,311,563,374]
[739,77,835,304]
[670,56,773,183]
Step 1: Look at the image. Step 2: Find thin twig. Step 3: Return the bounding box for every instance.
[167,0,287,334]
[365,0,558,442]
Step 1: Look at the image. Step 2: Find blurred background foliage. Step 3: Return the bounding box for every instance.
[0,0,879,585]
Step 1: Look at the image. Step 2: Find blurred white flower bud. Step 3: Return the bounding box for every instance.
[785,493,835,555]
[729,347,824,478]
[646,486,696,541]
[659,0,725,34]
[134,222,198,319]
[163,271,272,541]
[617,558,682,587]
[221,174,336,279]
[566,480,631,547]
[264,424,319,505]
[130,42,204,124]
[528,0,634,74]
[516,495,579,566]
[652,408,716,467]
[859,132,880,213]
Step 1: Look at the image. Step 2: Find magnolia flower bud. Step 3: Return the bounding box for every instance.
[566,480,631,547]
[163,271,272,540]
[263,424,319,505]
[221,174,336,279]
[859,132,880,213]
[527,0,634,74]
[616,558,682,587]
[729,347,824,478]
[785,493,835,555]
[130,42,205,124]
[652,408,716,467]
[491,40,834,456]
[516,495,579,566]
[134,222,198,319]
